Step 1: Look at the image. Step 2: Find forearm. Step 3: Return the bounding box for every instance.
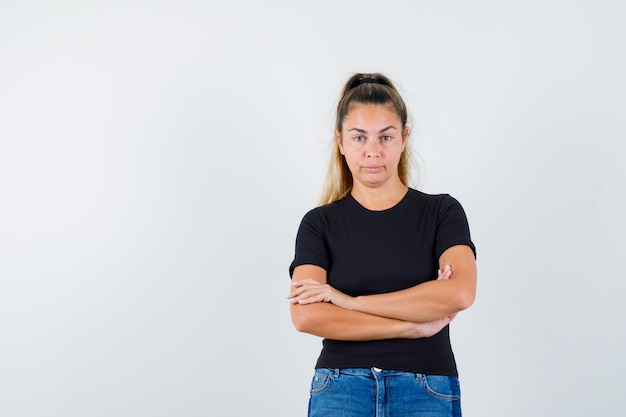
[352,246,477,322]
[352,279,471,323]
[290,302,418,341]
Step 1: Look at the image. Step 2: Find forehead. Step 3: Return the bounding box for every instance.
[343,103,401,127]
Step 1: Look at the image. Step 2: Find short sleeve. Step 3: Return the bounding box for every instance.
[434,195,476,260]
[289,208,331,278]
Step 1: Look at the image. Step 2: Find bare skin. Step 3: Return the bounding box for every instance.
[289,265,457,341]
[289,103,477,339]
[336,103,409,209]
[289,246,476,324]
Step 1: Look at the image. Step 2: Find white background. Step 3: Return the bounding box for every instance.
[1,1,625,416]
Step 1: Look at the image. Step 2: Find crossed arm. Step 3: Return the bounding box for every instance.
[288,245,476,341]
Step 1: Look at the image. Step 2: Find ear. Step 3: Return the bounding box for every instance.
[402,126,410,149]
[335,130,344,155]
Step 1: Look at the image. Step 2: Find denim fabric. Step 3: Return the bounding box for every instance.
[308,368,462,417]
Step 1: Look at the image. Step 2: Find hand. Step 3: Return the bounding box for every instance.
[410,313,457,338]
[437,264,452,281]
[288,278,355,310]
[405,264,456,338]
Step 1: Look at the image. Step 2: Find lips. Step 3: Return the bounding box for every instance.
[363,166,383,173]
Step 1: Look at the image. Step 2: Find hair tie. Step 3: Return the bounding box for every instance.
[349,77,382,89]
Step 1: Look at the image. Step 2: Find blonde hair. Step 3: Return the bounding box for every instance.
[318,73,416,206]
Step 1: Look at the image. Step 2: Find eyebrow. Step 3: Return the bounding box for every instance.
[348,125,397,134]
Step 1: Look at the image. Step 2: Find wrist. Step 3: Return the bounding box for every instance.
[397,321,420,339]
[348,295,363,312]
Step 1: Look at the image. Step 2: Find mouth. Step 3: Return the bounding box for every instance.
[363,166,383,173]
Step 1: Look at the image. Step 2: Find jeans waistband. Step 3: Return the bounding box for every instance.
[323,367,423,378]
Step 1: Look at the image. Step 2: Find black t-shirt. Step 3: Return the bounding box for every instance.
[289,188,476,376]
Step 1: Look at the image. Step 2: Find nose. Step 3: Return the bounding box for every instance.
[366,141,380,157]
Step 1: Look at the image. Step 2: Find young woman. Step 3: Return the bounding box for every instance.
[288,73,477,417]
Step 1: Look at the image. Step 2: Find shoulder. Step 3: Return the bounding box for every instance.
[407,188,464,211]
[408,188,456,202]
[303,197,349,220]
[414,190,476,258]
[298,197,349,229]
[407,190,472,230]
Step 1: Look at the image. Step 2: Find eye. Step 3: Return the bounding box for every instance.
[353,135,365,143]
[380,135,393,142]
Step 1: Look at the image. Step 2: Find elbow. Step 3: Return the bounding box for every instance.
[454,289,476,311]
[290,305,314,333]
[292,317,308,333]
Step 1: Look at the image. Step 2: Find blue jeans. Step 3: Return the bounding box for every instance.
[308,368,462,417]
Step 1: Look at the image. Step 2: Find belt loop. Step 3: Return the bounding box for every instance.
[333,368,340,378]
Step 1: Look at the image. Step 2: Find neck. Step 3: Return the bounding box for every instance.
[351,180,408,211]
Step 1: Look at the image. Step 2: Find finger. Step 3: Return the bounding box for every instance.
[294,293,326,305]
[288,290,312,303]
[288,283,310,295]
[289,281,324,296]
[288,285,314,300]
[287,289,302,299]
[288,286,312,300]
[288,287,327,303]
[439,265,452,280]
[437,265,452,280]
